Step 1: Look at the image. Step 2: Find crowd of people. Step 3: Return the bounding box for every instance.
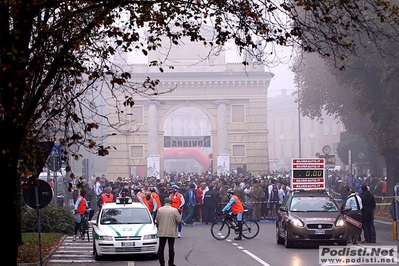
[328,171,382,244]
[83,171,294,226]
[72,169,383,246]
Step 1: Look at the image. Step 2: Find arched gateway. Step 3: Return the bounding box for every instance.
[107,42,273,180]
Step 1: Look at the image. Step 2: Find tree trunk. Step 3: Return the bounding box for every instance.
[383,149,399,196]
[365,137,385,175]
[2,144,22,266]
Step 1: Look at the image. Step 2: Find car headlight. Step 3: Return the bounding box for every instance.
[335,218,345,227]
[143,234,157,240]
[291,218,304,227]
[98,236,113,241]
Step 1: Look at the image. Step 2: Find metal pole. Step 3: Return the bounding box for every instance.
[395,184,399,250]
[348,150,352,175]
[53,156,58,205]
[35,186,43,266]
[298,91,302,158]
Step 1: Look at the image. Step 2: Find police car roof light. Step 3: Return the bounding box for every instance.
[116,196,132,204]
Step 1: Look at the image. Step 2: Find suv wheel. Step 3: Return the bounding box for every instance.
[276,222,284,244]
[284,228,294,248]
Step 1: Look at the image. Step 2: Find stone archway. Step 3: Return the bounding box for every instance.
[107,43,273,179]
[162,106,213,174]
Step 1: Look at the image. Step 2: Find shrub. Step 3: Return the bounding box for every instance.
[21,203,75,234]
[18,232,64,263]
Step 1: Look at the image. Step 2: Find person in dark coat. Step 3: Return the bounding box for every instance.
[202,184,219,224]
[340,181,349,202]
[359,185,377,243]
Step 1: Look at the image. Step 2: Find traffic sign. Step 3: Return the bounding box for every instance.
[291,158,325,190]
[48,156,61,171]
[23,180,53,209]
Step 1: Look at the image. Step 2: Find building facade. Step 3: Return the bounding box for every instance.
[267,89,345,172]
[105,41,273,180]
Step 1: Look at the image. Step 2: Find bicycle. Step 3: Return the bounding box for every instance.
[79,208,93,241]
[210,211,259,240]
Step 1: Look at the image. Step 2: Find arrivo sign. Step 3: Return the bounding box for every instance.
[291,158,325,190]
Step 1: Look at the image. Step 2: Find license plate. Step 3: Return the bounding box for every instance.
[314,230,325,235]
[121,242,135,247]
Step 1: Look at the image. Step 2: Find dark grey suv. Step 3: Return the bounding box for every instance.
[276,190,351,248]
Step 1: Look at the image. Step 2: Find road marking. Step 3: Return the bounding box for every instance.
[128,261,135,266]
[375,219,392,225]
[228,240,270,265]
[48,260,95,263]
[242,250,271,266]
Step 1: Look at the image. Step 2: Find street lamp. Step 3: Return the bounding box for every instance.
[298,90,302,158]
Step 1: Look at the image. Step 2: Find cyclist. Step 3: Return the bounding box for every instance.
[221,188,244,240]
[73,189,89,241]
[146,191,158,220]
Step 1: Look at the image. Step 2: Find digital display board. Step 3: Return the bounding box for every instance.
[292,170,324,178]
[291,158,325,189]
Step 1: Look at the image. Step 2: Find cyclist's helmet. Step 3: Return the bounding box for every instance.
[133,186,141,192]
[149,187,156,192]
[227,188,234,198]
[145,191,151,200]
[171,185,179,190]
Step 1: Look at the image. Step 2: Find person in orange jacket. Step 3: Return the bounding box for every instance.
[146,191,158,220]
[221,188,244,240]
[169,185,185,238]
[150,187,162,218]
[73,190,89,241]
[133,186,150,209]
[97,186,115,209]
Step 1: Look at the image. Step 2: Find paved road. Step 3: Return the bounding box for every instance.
[45,217,399,266]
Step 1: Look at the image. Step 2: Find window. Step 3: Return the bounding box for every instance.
[232,144,245,157]
[332,122,338,135]
[310,142,315,157]
[129,106,143,124]
[280,119,285,134]
[100,208,152,224]
[131,146,144,158]
[310,120,315,133]
[232,104,245,123]
[280,143,285,158]
[291,143,295,157]
[290,118,295,133]
[323,122,329,136]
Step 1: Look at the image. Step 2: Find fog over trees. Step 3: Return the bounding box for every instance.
[2,1,399,264]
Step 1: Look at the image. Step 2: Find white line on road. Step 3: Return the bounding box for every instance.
[242,250,271,266]
[229,240,271,265]
[48,260,95,263]
[375,219,392,225]
[51,254,93,258]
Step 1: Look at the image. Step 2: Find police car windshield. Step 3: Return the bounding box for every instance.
[100,208,152,224]
[290,196,338,212]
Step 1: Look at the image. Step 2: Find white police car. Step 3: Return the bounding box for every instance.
[90,197,159,260]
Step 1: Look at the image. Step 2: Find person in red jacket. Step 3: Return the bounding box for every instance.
[97,186,115,209]
[73,190,89,241]
[146,191,158,220]
[221,188,244,240]
[150,187,162,219]
[133,186,150,209]
[169,185,185,238]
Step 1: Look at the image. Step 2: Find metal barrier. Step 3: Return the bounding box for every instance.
[329,188,392,211]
